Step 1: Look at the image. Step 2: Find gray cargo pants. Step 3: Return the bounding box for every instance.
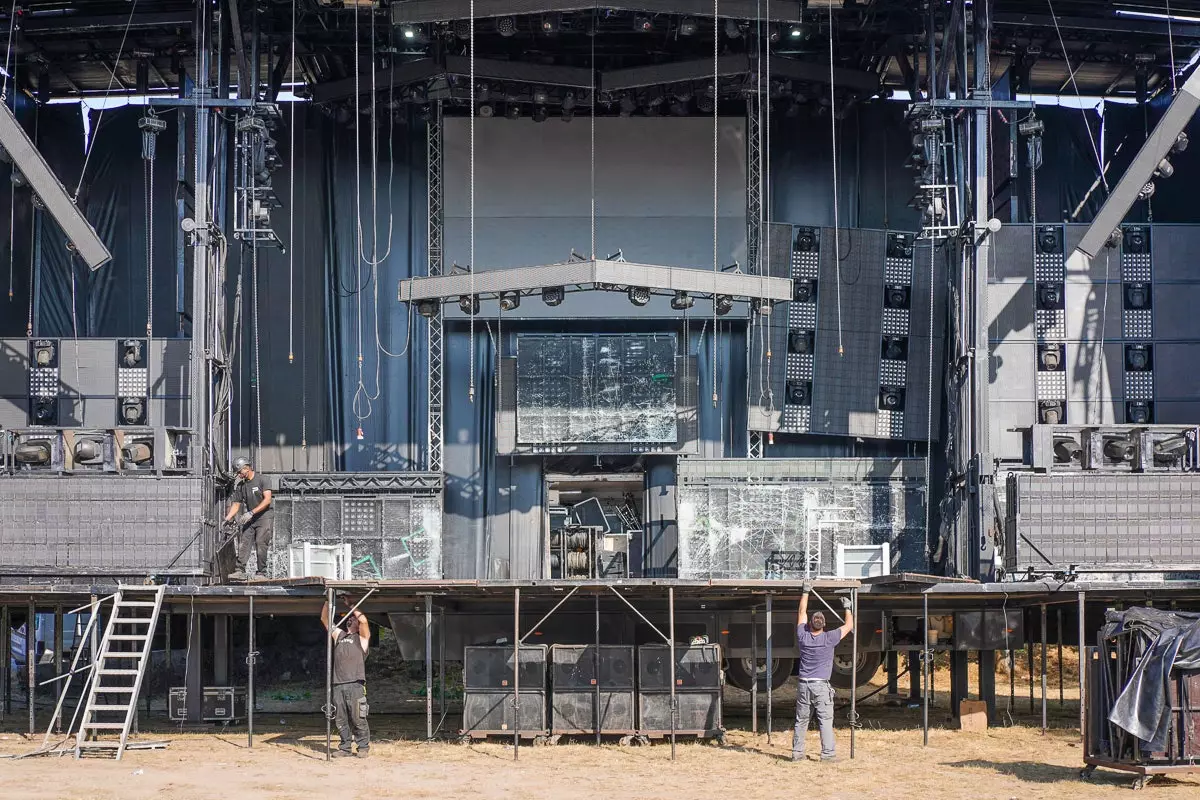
[333,682,370,753]
[235,516,273,575]
[793,679,836,760]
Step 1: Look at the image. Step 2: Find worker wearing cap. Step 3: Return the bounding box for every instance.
[223,456,273,581]
[321,598,371,758]
[793,581,854,762]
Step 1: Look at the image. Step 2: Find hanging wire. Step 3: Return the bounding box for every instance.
[1045,0,1106,192]
[7,164,13,300]
[711,0,720,408]
[1,0,17,102]
[469,0,477,404]
[1167,0,1178,96]
[590,10,596,259]
[25,107,36,336]
[827,4,844,357]
[300,112,309,451]
[288,0,296,363]
[74,0,140,202]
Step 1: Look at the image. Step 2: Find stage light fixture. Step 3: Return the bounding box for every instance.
[122,441,153,465]
[1128,401,1153,425]
[881,335,908,361]
[1156,157,1175,179]
[505,103,521,120]
[619,94,636,117]
[886,233,913,259]
[562,91,576,112]
[458,295,480,315]
[789,330,814,355]
[14,439,52,465]
[715,295,734,315]
[885,284,911,309]
[532,105,548,123]
[561,108,574,122]
[1125,282,1151,309]
[786,380,811,405]
[697,94,714,113]
[643,102,660,117]
[33,340,56,367]
[724,19,742,39]
[670,291,693,310]
[1103,435,1136,463]
[476,83,491,103]
[32,397,56,425]
[499,292,521,311]
[120,396,147,425]
[679,17,699,36]
[542,286,565,306]
[879,386,906,411]
[477,103,494,118]
[634,14,654,32]
[73,438,104,464]
[787,24,805,39]
[497,16,516,37]
[1138,181,1156,201]
[1038,344,1063,371]
[454,19,471,39]
[1038,400,1065,425]
[627,286,651,306]
[794,227,817,251]
[1052,435,1083,464]
[1125,343,1153,371]
[532,86,550,105]
[541,12,561,34]
[669,100,688,116]
[1124,226,1149,253]
[1174,131,1190,153]
[401,24,419,40]
[793,279,816,303]
[1036,225,1062,254]
[1036,282,1064,310]
[417,299,438,318]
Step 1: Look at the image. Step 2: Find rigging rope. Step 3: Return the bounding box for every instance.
[7,161,13,300]
[1167,0,1179,96]
[712,0,719,408]
[1045,0,1106,192]
[469,0,476,404]
[1,0,17,101]
[590,11,596,259]
[288,0,296,363]
[828,5,844,357]
[25,106,36,336]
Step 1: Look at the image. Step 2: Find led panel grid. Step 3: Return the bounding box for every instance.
[1122,309,1153,339]
[117,367,148,396]
[881,308,910,336]
[1125,371,1155,401]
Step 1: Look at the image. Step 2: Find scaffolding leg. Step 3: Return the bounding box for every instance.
[751,606,758,735]
[54,605,63,734]
[1057,607,1064,707]
[513,588,520,762]
[325,587,333,761]
[979,650,996,724]
[766,594,773,746]
[922,592,929,747]
[1041,604,1048,735]
[669,586,677,761]
[1,605,9,718]
[1078,591,1087,748]
[425,595,433,741]
[594,593,601,746]
[850,588,858,760]
[248,595,255,748]
[27,599,35,735]
[886,651,899,696]
[907,652,920,702]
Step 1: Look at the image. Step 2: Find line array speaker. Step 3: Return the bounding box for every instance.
[1034,224,1067,425]
[1121,225,1155,424]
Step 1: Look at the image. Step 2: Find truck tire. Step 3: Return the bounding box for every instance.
[829,651,882,690]
[724,656,795,691]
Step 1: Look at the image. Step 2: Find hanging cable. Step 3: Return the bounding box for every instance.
[288,0,296,363]
[590,10,596,259]
[1045,0,1106,192]
[1,0,17,102]
[25,106,36,336]
[252,235,263,458]
[923,240,935,556]
[7,164,13,300]
[300,116,308,452]
[74,0,139,202]
[356,10,396,269]
[711,0,719,408]
[468,0,476,404]
[373,59,411,360]
[828,5,844,357]
[1167,0,1178,96]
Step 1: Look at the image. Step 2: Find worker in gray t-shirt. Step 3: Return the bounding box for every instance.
[793,581,854,762]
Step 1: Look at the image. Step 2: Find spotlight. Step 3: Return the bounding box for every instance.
[505,103,521,120]
[401,25,419,41]
[787,24,805,39]
[1052,435,1082,463]
[1125,343,1153,372]
[1103,435,1136,463]
[532,105,548,123]
[724,19,742,39]
[499,292,521,311]
[885,284,911,309]
[497,16,516,37]
[1036,282,1064,310]
[542,286,565,307]
[1174,131,1189,154]
[634,14,654,32]
[670,291,693,310]
[120,396,147,425]
[33,339,56,367]
[14,439,52,465]
[1138,181,1156,201]
[879,387,906,411]
[1036,225,1062,254]
[454,19,472,39]
[679,17,699,36]
[121,441,153,465]
[532,86,549,105]
[1038,344,1063,371]
[417,299,438,318]
[794,227,817,251]
[886,233,913,259]
[1038,400,1065,425]
[619,94,636,117]
[753,297,772,315]
[120,339,144,367]
[793,279,817,303]
[562,91,576,112]
[789,330,814,355]
[786,380,811,405]
[881,336,908,361]
[459,295,480,315]
[669,100,688,116]
[476,83,491,102]
[541,12,561,34]
[697,94,714,113]
[477,103,494,118]
[32,397,56,425]
[1125,282,1151,310]
[768,24,781,42]
[561,108,574,122]
[1123,226,1149,253]
[627,286,651,306]
[1155,157,1175,179]
[714,295,734,315]
[1127,401,1153,425]
[73,438,104,464]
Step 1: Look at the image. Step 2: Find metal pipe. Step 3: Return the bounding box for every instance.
[513,587,520,761]
[594,592,601,745]
[766,594,773,745]
[850,588,858,759]
[28,598,35,735]
[669,586,677,761]
[165,609,172,721]
[1057,607,1064,707]
[425,595,433,740]
[248,594,255,748]
[1040,603,1048,735]
[39,610,98,748]
[438,606,446,736]
[1,605,9,717]
[54,604,63,734]
[751,606,758,735]
[922,592,929,747]
[1078,591,1087,749]
[325,586,333,761]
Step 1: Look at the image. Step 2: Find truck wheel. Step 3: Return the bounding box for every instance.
[829,651,882,690]
[724,657,795,691]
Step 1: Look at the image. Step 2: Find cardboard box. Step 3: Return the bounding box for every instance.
[959,699,989,732]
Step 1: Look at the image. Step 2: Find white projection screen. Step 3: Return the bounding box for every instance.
[444,117,747,318]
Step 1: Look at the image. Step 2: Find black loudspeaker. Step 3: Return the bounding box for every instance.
[637,691,722,733]
[551,645,635,689]
[462,690,547,735]
[637,644,721,690]
[551,690,636,734]
[463,645,547,690]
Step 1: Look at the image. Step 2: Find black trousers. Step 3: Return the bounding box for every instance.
[235,516,274,574]
[333,682,370,753]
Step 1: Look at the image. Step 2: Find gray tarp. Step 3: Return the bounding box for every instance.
[1104,607,1200,751]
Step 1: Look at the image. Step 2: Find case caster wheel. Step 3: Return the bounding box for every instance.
[1131,776,1148,791]
[1079,766,1096,780]
[713,732,727,746]
[456,735,471,746]
[618,735,633,747]
[547,735,562,746]
[636,735,650,746]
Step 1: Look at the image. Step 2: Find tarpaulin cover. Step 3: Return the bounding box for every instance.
[1104,607,1200,751]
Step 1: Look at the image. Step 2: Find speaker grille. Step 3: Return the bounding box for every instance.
[551,690,636,734]
[637,691,722,733]
[462,690,547,735]
[637,644,721,690]
[463,645,548,690]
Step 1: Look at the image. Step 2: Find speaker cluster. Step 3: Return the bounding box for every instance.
[783,226,820,432]
[27,338,60,427]
[117,338,149,426]
[1121,225,1155,424]
[1033,224,1067,425]
[876,232,914,438]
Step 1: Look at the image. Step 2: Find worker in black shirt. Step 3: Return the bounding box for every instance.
[322,598,371,758]
[223,456,273,581]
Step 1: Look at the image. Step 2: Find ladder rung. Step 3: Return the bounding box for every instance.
[90,686,137,691]
[107,634,149,641]
[116,600,159,607]
[99,652,143,658]
[97,669,140,675]
[81,723,127,729]
[87,705,133,712]
[76,741,123,748]
[112,617,154,623]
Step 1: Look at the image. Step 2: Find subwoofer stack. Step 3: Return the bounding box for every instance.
[461,645,549,741]
[636,643,723,740]
[550,644,636,736]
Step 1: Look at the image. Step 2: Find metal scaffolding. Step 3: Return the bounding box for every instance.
[426,101,445,474]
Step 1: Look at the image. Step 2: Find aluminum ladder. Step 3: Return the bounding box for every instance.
[74,585,165,759]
